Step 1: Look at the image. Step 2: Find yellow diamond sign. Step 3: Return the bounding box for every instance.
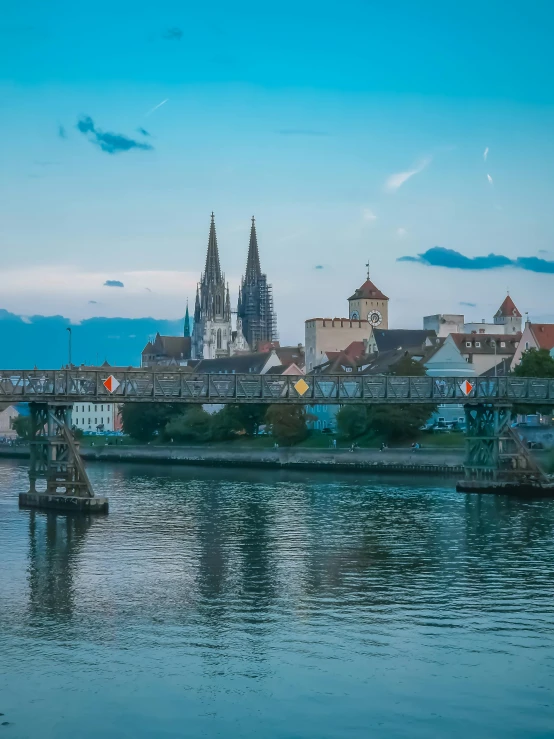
[294,378,309,396]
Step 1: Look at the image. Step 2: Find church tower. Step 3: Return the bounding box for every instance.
[494,294,522,334]
[237,217,277,350]
[191,213,233,359]
[348,267,389,329]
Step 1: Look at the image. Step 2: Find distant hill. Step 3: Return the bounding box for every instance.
[0,309,186,369]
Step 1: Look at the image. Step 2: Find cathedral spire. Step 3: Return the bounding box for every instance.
[204,212,222,284]
[184,300,190,337]
[194,284,201,323]
[225,283,231,321]
[245,216,261,282]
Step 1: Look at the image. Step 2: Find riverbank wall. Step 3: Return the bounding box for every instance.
[0,444,467,475]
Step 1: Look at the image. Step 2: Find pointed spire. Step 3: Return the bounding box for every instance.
[245,216,261,281]
[194,284,201,322]
[184,300,191,337]
[225,283,231,321]
[204,212,222,284]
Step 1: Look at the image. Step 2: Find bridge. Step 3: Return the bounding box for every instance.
[6,369,552,511]
[1,369,554,404]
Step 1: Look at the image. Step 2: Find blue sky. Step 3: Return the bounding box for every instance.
[2,0,554,343]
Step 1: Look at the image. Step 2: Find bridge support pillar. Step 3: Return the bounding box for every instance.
[458,403,548,493]
[19,403,108,513]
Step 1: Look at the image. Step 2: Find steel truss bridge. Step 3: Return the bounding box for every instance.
[6,369,552,510]
[1,370,554,405]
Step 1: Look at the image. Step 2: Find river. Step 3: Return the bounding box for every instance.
[1,459,554,738]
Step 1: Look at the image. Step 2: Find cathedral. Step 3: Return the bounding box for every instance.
[191,213,276,360]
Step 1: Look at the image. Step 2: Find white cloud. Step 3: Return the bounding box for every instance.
[483,147,489,162]
[396,227,407,237]
[362,208,377,221]
[487,173,493,184]
[384,157,431,193]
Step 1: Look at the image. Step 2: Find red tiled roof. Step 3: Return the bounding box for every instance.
[348,279,388,302]
[343,341,366,359]
[495,295,522,318]
[530,324,554,350]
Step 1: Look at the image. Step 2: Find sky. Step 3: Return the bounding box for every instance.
[2,0,554,347]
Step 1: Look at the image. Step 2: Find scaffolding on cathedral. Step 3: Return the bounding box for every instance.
[237,217,278,351]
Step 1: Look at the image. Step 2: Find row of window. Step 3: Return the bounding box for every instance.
[465,341,507,348]
[77,405,108,412]
[77,418,106,426]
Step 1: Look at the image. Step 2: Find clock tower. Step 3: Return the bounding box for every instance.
[348,270,389,329]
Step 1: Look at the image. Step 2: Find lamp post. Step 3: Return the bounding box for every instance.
[66,327,72,368]
[490,338,497,377]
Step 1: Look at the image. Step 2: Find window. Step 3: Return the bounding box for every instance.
[88,418,91,425]
[459,417,464,423]
[94,405,97,412]
[500,342,506,348]
[88,405,91,412]
[525,342,529,349]
[466,342,471,347]
[345,367,352,372]
[475,342,481,348]
[479,329,485,334]
[101,405,104,411]
[95,418,97,424]
[101,418,103,424]
[217,328,222,349]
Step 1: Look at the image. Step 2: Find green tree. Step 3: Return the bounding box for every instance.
[164,407,212,443]
[12,415,32,440]
[513,348,554,377]
[366,404,435,442]
[266,405,309,446]
[121,403,181,442]
[211,404,268,440]
[391,354,427,377]
[336,405,368,440]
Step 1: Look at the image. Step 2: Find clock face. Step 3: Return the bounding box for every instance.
[350,310,360,320]
[368,310,383,326]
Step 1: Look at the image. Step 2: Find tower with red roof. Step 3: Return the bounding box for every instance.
[494,294,522,334]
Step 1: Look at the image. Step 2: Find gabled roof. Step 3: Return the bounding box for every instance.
[372,329,436,353]
[348,278,388,302]
[451,333,521,354]
[343,341,366,360]
[529,323,554,350]
[275,345,305,367]
[495,295,522,318]
[144,334,191,360]
[194,352,272,374]
[481,358,513,376]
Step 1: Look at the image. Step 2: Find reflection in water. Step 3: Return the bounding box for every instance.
[1,460,554,739]
[27,511,94,620]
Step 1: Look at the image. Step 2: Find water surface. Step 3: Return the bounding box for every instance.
[1,460,554,738]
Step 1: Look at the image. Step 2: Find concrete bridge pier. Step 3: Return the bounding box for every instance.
[18,402,108,514]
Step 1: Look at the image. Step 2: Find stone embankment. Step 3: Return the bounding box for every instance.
[0,444,467,475]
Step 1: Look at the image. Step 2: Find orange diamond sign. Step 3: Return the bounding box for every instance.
[103,375,120,394]
[294,378,309,396]
[460,380,474,396]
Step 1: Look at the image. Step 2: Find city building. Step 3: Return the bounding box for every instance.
[237,217,277,351]
[511,322,554,369]
[424,295,523,337]
[366,329,437,355]
[348,274,389,328]
[71,401,117,432]
[0,405,20,439]
[451,333,520,375]
[142,331,192,367]
[305,317,371,372]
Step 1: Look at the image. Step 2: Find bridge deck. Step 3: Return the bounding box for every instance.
[0,371,552,405]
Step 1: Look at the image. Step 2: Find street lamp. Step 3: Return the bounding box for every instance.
[66,327,72,368]
[489,338,497,377]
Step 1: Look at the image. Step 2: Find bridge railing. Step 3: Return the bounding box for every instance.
[0,371,553,404]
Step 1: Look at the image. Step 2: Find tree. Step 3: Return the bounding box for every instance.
[121,403,181,442]
[164,407,212,443]
[211,404,268,440]
[391,354,427,377]
[366,404,435,442]
[12,415,32,440]
[513,349,554,378]
[266,405,309,446]
[336,406,368,440]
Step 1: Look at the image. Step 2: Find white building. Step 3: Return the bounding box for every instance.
[71,402,116,432]
[0,405,20,438]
